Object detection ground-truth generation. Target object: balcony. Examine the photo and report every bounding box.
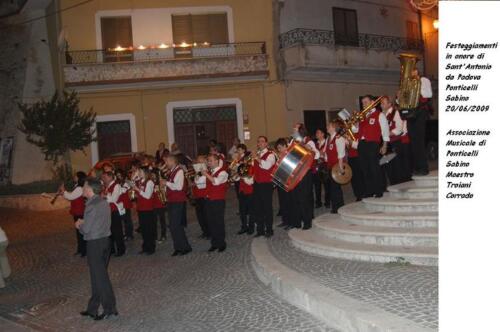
[63,42,268,89]
[279,28,423,82]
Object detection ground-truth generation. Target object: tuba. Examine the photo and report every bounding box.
[397,53,421,117]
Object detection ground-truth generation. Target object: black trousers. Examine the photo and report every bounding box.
[400,142,412,182]
[328,176,345,213]
[138,210,156,254]
[168,202,191,251]
[110,211,125,255]
[86,237,116,315]
[206,200,226,249]
[386,140,412,185]
[122,209,134,239]
[408,110,429,173]
[348,157,365,200]
[73,215,86,255]
[312,172,330,206]
[195,198,210,237]
[182,202,187,228]
[254,182,274,235]
[292,170,314,228]
[154,207,167,240]
[358,140,385,197]
[277,188,289,226]
[238,193,255,231]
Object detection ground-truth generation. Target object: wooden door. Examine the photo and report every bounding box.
[96,120,132,160]
[174,124,196,160]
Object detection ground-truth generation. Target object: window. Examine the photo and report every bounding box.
[332,7,359,46]
[172,13,229,58]
[406,20,420,49]
[96,120,132,159]
[100,16,133,62]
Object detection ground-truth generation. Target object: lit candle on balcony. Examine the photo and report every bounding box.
[193,42,197,47]
[158,43,169,49]
[203,41,210,46]
[114,45,125,51]
[137,45,146,50]
[180,41,189,48]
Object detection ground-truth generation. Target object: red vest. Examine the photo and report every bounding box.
[69,188,85,217]
[386,110,400,143]
[206,168,228,201]
[192,185,207,199]
[359,109,382,143]
[239,177,254,195]
[119,189,132,209]
[254,150,274,183]
[152,190,164,209]
[136,180,154,211]
[401,132,410,144]
[103,181,119,212]
[325,135,341,168]
[166,167,187,203]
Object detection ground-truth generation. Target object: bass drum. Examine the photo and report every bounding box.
[331,162,352,185]
[272,142,314,192]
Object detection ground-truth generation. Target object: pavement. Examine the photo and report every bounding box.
[0,193,336,332]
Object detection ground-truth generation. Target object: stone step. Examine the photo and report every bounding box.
[288,228,438,266]
[412,170,438,187]
[387,181,438,199]
[363,197,438,212]
[338,202,438,228]
[251,239,434,332]
[314,214,438,247]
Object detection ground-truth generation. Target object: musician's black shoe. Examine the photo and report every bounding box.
[208,246,217,252]
[95,312,118,320]
[284,225,293,231]
[302,225,312,230]
[138,251,145,255]
[237,229,248,235]
[374,193,383,198]
[180,248,192,255]
[247,229,254,235]
[315,203,323,208]
[114,252,125,257]
[171,250,181,256]
[330,209,338,214]
[254,233,264,238]
[265,231,274,238]
[324,203,331,208]
[218,246,226,253]
[277,223,286,228]
[80,311,98,319]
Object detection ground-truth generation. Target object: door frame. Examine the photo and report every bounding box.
[91,113,138,166]
[166,98,243,148]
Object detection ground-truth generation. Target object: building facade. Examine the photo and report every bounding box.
[58,0,287,170]
[277,0,438,134]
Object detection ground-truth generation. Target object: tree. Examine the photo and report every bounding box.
[18,91,96,179]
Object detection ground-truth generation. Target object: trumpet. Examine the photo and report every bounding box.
[338,96,383,141]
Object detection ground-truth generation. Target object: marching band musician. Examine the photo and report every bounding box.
[101,171,126,257]
[192,155,210,239]
[61,171,87,257]
[133,168,156,255]
[203,154,229,252]
[408,68,432,176]
[357,95,390,198]
[151,171,167,244]
[274,138,298,230]
[252,136,277,237]
[164,155,192,256]
[325,121,346,213]
[115,169,134,241]
[381,96,412,185]
[235,144,255,235]
[346,126,365,202]
[291,123,319,230]
[314,128,330,209]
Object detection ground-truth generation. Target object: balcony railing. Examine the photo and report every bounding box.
[279,28,423,52]
[65,42,266,65]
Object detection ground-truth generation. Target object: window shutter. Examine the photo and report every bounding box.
[192,14,211,43]
[101,16,133,49]
[172,15,193,44]
[208,13,229,44]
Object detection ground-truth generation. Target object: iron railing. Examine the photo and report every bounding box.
[279,28,423,52]
[65,42,267,65]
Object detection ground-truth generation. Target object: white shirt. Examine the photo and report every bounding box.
[209,166,228,186]
[385,107,404,137]
[195,175,207,189]
[305,139,320,160]
[258,148,276,170]
[420,77,433,98]
[139,180,154,199]
[63,186,83,201]
[166,166,184,191]
[105,180,121,205]
[242,176,254,185]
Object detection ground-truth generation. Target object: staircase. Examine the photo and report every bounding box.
[289,171,438,266]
